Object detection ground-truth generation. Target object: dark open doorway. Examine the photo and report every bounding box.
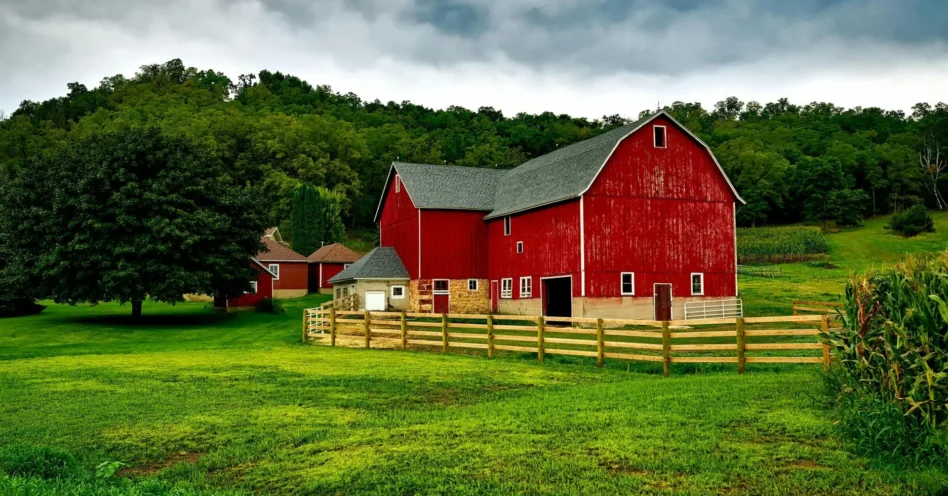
[543,277,572,317]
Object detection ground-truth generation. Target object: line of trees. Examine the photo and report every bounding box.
[2,59,947,234]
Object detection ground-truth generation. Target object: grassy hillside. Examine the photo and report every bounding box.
[1,298,947,494]
[740,212,948,315]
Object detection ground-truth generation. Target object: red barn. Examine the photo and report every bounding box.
[224,259,276,309]
[364,111,743,319]
[307,243,361,294]
[256,236,309,299]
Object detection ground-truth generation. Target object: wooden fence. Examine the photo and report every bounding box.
[792,299,844,317]
[303,309,841,375]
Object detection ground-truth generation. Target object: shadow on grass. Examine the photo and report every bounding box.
[63,312,240,327]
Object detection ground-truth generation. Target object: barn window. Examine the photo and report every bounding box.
[395,175,401,193]
[391,286,405,299]
[344,264,351,269]
[433,279,449,293]
[520,277,532,298]
[247,281,258,295]
[504,216,511,236]
[691,273,704,296]
[336,288,342,299]
[654,126,667,148]
[621,272,635,296]
[468,279,478,291]
[269,264,280,280]
[501,278,513,298]
[517,241,523,254]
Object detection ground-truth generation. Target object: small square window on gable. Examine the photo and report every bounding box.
[654,125,667,149]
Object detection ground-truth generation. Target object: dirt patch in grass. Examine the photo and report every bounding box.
[118,451,204,477]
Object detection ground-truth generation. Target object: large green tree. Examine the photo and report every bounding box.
[0,127,267,317]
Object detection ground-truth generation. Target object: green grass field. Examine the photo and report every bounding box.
[3,214,948,494]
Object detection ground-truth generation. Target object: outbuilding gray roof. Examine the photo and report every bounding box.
[373,111,743,222]
[328,247,409,283]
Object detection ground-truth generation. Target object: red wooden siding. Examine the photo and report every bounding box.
[379,173,419,279]
[583,115,736,298]
[419,210,489,279]
[487,200,582,298]
[270,262,309,291]
[228,263,274,308]
[308,262,346,289]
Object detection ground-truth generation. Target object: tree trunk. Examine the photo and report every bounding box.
[131,300,143,319]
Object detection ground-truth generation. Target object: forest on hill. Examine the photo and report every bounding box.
[1,59,946,236]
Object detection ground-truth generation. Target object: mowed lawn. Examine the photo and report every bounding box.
[2,297,947,494]
[740,211,948,315]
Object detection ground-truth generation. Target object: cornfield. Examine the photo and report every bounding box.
[737,226,829,264]
[827,254,948,460]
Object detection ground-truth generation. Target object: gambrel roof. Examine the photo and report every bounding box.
[374,111,743,222]
[328,247,409,283]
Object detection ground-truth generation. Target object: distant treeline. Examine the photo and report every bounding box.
[1,59,946,233]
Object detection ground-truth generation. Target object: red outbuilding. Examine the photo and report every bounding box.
[307,243,361,294]
[361,111,743,320]
[223,259,276,309]
[256,236,309,299]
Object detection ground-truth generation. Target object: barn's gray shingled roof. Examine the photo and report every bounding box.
[328,247,409,283]
[391,162,507,211]
[374,111,742,223]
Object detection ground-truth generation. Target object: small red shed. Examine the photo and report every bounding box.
[224,259,276,309]
[307,243,361,294]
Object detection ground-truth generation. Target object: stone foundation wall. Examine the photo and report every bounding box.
[408,279,489,314]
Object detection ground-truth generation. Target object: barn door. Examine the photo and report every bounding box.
[433,294,450,314]
[654,284,672,321]
[490,281,499,313]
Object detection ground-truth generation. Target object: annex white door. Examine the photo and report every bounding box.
[365,291,386,311]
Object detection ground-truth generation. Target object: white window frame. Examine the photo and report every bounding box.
[516,241,523,254]
[691,273,704,296]
[519,276,532,298]
[504,216,511,236]
[620,272,635,296]
[501,278,513,299]
[269,264,279,280]
[395,175,400,193]
[467,279,478,291]
[344,264,351,269]
[433,279,449,294]
[654,125,667,149]
[391,285,406,299]
[247,281,258,295]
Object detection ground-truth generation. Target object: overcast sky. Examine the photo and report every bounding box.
[1,0,946,119]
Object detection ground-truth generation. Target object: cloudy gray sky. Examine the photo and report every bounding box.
[1,0,946,119]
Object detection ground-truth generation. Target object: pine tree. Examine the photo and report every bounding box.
[291,183,321,256]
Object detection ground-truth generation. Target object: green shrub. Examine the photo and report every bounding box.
[0,445,78,479]
[254,298,285,314]
[737,226,829,264]
[0,297,45,318]
[887,205,935,237]
[827,255,948,463]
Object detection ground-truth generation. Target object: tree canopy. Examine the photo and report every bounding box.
[0,126,268,316]
[1,59,947,231]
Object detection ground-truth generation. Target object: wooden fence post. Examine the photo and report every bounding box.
[736,317,746,374]
[487,314,494,358]
[662,321,671,377]
[301,309,308,343]
[330,308,336,347]
[821,315,831,372]
[400,311,407,350]
[441,313,449,353]
[364,310,370,349]
[537,316,545,364]
[596,318,604,368]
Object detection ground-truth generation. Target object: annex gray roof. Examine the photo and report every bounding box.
[328,247,409,283]
[373,162,507,221]
[373,111,743,222]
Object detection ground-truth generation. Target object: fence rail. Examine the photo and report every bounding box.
[792,299,844,317]
[303,308,840,375]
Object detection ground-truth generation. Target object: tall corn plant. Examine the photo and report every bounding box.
[828,254,948,460]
